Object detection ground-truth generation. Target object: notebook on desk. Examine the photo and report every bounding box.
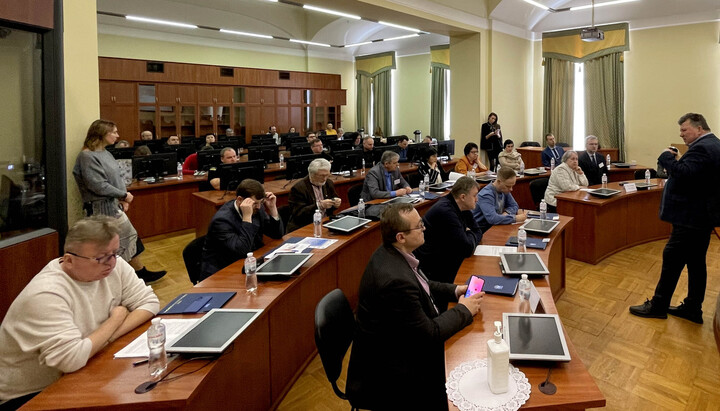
[159,292,236,314]
[505,236,548,250]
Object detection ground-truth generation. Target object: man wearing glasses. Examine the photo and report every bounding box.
[346,203,483,410]
[0,216,159,408]
[472,166,527,232]
[200,179,284,280]
[359,151,411,202]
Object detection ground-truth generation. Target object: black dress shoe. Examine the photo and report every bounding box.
[136,267,167,284]
[667,303,703,324]
[629,299,667,319]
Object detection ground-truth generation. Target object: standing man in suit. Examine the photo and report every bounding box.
[286,158,340,232]
[200,179,284,280]
[360,151,411,201]
[630,113,720,324]
[346,203,483,410]
[577,135,607,186]
[541,133,564,168]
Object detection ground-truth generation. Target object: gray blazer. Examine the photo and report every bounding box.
[360,162,410,202]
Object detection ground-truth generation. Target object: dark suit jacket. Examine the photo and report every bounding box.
[541,146,564,167]
[360,162,410,202]
[659,133,720,229]
[286,176,339,232]
[346,245,473,410]
[578,151,608,186]
[200,200,284,280]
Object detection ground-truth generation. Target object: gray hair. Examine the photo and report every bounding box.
[561,150,577,163]
[585,135,598,144]
[64,216,120,253]
[381,151,399,164]
[362,135,374,142]
[308,158,331,175]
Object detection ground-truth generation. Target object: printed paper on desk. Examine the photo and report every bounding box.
[474,245,517,256]
[114,319,198,358]
[296,237,337,249]
[624,183,637,193]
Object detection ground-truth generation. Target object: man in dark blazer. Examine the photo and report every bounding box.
[346,203,483,410]
[414,176,483,308]
[577,135,608,186]
[359,151,411,202]
[200,179,284,280]
[541,133,564,168]
[286,158,340,232]
[630,113,720,324]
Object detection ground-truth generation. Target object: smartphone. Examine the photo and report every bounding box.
[465,275,485,298]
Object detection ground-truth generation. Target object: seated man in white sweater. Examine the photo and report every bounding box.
[0,216,159,408]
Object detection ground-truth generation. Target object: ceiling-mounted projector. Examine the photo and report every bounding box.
[581,27,604,42]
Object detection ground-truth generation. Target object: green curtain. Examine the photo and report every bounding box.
[584,53,624,159]
[356,73,371,133]
[372,70,391,137]
[430,66,448,140]
[542,58,575,145]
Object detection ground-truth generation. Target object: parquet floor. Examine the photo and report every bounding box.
[143,232,720,411]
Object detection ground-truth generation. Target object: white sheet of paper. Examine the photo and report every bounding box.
[295,237,337,250]
[529,283,542,313]
[474,245,517,256]
[114,319,199,358]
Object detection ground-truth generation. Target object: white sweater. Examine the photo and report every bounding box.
[0,258,159,401]
[543,162,589,207]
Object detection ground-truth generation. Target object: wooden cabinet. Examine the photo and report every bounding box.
[246,87,275,105]
[198,86,232,105]
[157,84,196,105]
[100,81,137,138]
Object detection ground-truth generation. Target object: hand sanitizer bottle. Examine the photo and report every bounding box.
[487,320,510,394]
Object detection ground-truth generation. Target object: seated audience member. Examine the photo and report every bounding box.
[423,135,437,144]
[346,203,482,410]
[205,134,216,146]
[306,132,317,144]
[208,147,239,190]
[133,145,152,157]
[225,128,235,137]
[286,158,340,232]
[372,127,383,138]
[414,177,483,291]
[497,139,524,172]
[472,167,527,232]
[360,135,375,165]
[182,146,213,175]
[544,150,588,212]
[310,138,333,161]
[397,135,410,162]
[417,147,449,184]
[360,151,411,201]
[454,142,488,175]
[166,135,180,146]
[336,127,344,139]
[352,132,362,148]
[0,216,159,408]
[288,126,296,134]
[200,179,284,279]
[140,130,153,141]
[325,123,337,136]
[577,135,607,186]
[268,125,279,145]
[114,140,130,148]
[541,133,564,168]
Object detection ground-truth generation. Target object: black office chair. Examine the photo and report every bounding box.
[557,142,570,148]
[634,169,657,180]
[520,141,540,147]
[347,184,363,207]
[182,235,206,285]
[278,205,292,231]
[407,172,421,189]
[529,177,550,210]
[314,289,359,410]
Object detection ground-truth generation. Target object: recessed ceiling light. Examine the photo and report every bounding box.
[378,21,420,33]
[219,29,273,39]
[126,15,197,29]
[303,5,361,20]
[289,39,331,47]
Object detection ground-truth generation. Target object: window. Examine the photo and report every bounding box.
[572,63,585,149]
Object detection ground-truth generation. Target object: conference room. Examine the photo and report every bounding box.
[1,0,719,409]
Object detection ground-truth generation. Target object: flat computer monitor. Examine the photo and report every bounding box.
[331,149,363,174]
[279,132,299,145]
[132,152,178,179]
[197,149,222,171]
[247,144,279,165]
[290,143,313,156]
[385,136,402,145]
[217,160,265,190]
[286,136,309,149]
[107,147,135,160]
[437,139,455,158]
[372,145,401,165]
[285,154,321,180]
[181,136,196,144]
[328,139,354,152]
[132,139,162,153]
[163,143,196,162]
[406,142,430,163]
[250,134,275,145]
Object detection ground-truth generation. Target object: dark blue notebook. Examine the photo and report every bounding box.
[476,276,519,296]
[159,292,237,314]
[505,236,548,250]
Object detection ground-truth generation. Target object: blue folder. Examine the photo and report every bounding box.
[505,236,548,250]
[465,275,519,297]
[158,291,237,314]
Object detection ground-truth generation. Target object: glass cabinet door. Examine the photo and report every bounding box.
[138,106,157,138]
[199,106,214,136]
[217,106,230,135]
[180,106,196,136]
[233,106,246,139]
[138,84,156,104]
[233,87,245,104]
[159,106,177,138]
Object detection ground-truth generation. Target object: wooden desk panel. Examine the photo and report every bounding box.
[518,147,619,169]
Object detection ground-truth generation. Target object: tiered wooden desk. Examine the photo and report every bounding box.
[517,147,619,169]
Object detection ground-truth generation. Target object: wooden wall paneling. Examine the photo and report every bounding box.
[0,0,54,29]
[99,81,113,105]
[192,65,216,84]
[215,87,233,105]
[197,86,215,105]
[336,89,347,105]
[103,105,139,141]
[112,82,136,105]
[275,106,289,131]
[157,84,179,105]
[289,107,302,132]
[275,89,289,105]
[178,85,197,104]
[289,89,302,105]
[314,90,328,107]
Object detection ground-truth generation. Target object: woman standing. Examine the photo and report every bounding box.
[73,119,166,282]
[543,151,589,212]
[480,112,502,171]
[497,139,524,172]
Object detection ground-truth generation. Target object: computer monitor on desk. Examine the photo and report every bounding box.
[290,143,313,156]
[437,139,455,159]
[247,144,279,165]
[285,154,321,180]
[107,147,135,160]
[163,143,196,162]
[328,139,354,152]
[406,142,430,163]
[285,136,307,148]
[372,145,400,165]
[132,139,162,153]
[331,149,363,174]
[197,149,222,171]
[218,160,265,190]
[132,152,178,179]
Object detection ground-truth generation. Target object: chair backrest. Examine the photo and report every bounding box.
[314,289,355,400]
[529,177,550,210]
[557,142,570,147]
[634,168,658,180]
[182,235,206,285]
[278,205,292,231]
[520,141,540,147]
[407,172,421,189]
[347,184,364,207]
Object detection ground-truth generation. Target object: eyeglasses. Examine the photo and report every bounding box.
[67,248,124,265]
[402,221,425,233]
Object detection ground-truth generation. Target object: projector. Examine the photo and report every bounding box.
[581,27,604,42]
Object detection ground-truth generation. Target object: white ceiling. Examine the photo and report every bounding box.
[96,0,720,58]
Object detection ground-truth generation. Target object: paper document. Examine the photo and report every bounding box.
[474,245,517,256]
[295,237,337,249]
[114,319,198,358]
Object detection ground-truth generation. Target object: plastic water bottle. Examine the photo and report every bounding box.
[496,163,500,174]
[550,157,556,170]
[177,162,183,180]
[147,318,167,381]
[313,209,323,238]
[418,178,426,198]
[601,173,608,188]
[279,153,284,168]
[244,252,257,294]
[539,199,547,220]
[361,158,366,175]
[357,198,365,219]
[467,169,476,180]
[645,169,651,184]
[606,154,612,169]
[518,274,531,313]
[517,227,527,252]
[519,161,525,176]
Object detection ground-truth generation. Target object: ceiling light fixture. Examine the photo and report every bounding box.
[303,5,361,20]
[570,0,638,11]
[344,41,373,48]
[126,15,197,29]
[289,39,331,47]
[377,21,420,33]
[219,29,273,39]
[383,34,420,42]
[523,0,550,11]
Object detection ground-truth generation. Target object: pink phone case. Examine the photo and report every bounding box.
[465,276,485,297]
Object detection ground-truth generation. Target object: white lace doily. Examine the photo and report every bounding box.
[446,359,531,411]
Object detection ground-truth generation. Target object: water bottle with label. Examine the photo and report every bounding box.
[539,199,547,220]
[147,318,167,381]
[467,169,476,180]
[518,274,531,313]
[606,154,612,170]
[519,160,525,176]
[357,198,365,219]
[244,252,257,294]
[550,157,556,170]
[645,169,651,184]
[601,173,608,188]
[279,153,284,168]
[517,227,527,252]
[313,208,323,238]
[177,162,183,180]
[418,178,426,198]
[361,158,366,175]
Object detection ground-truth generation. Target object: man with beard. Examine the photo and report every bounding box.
[200,179,284,280]
[286,158,340,232]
